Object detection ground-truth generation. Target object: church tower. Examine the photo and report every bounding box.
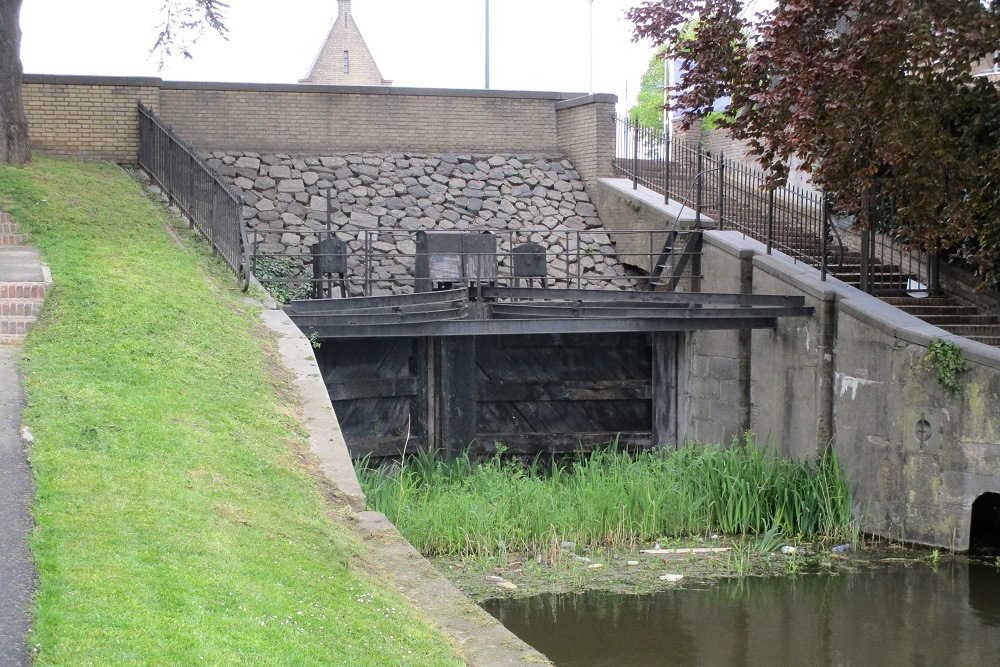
[300,0,391,86]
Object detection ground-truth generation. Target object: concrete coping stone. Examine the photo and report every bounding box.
[597,178,716,229]
[23,73,600,102]
[554,93,619,110]
[705,231,1000,371]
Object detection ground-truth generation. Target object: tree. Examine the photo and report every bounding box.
[0,0,229,166]
[628,0,1000,285]
[630,48,667,129]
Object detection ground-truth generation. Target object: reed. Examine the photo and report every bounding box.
[357,434,853,557]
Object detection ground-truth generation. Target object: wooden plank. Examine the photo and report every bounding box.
[347,436,427,459]
[439,336,477,459]
[478,432,653,454]
[652,332,678,447]
[477,380,651,402]
[326,377,419,401]
[476,400,651,436]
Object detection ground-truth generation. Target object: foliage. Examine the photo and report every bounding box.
[627,0,1000,286]
[357,434,853,557]
[252,255,313,304]
[924,338,968,397]
[150,0,231,68]
[0,157,460,666]
[629,47,668,129]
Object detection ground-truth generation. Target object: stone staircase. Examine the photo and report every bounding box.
[0,212,50,344]
[881,296,1000,347]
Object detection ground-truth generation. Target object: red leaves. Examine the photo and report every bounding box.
[628,0,1000,285]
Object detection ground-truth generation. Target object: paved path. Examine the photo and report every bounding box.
[0,347,35,666]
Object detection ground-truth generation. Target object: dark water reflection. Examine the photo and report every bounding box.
[481,561,1000,666]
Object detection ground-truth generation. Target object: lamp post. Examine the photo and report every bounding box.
[588,0,594,94]
[485,0,491,89]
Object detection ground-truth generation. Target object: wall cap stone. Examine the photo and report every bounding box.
[23,73,602,102]
[598,178,714,229]
[23,73,163,87]
[555,93,618,110]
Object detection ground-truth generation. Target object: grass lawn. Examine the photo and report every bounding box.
[0,157,462,666]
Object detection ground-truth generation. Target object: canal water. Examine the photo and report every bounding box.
[481,560,1000,666]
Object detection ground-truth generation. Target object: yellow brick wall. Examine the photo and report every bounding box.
[22,76,161,164]
[22,76,617,169]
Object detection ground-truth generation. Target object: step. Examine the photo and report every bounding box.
[0,282,50,299]
[909,314,999,326]
[0,299,44,318]
[0,223,21,235]
[0,234,30,246]
[0,318,38,337]
[936,324,1000,337]
[894,305,981,317]
[880,296,961,307]
[966,336,1000,347]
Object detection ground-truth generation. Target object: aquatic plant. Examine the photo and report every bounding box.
[357,434,853,557]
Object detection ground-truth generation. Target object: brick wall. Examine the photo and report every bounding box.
[22,75,616,167]
[555,94,616,185]
[22,76,161,164]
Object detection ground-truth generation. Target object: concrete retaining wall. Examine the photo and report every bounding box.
[694,231,1000,549]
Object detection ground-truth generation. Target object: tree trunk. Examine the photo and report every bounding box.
[0,0,30,166]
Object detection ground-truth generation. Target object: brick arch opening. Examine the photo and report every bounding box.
[970,492,1000,550]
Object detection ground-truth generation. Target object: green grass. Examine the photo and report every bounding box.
[0,157,461,666]
[359,435,853,557]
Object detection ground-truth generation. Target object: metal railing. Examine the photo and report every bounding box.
[612,113,939,294]
[138,103,250,291]
[249,227,705,301]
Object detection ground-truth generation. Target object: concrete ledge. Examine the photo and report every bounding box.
[259,309,366,511]
[554,93,618,110]
[350,511,550,666]
[598,178,715,229]
[705,231,1000,371]
[23,73,163,86]
[24,73,596,101]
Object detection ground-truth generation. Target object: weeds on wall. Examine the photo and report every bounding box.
[923,338,968,397]
[356,434,853,557]
[252,256,313,304]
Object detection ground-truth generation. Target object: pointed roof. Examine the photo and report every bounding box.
[300,0,391,86]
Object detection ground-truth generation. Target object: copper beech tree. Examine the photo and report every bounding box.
[629,0,1000,284]
[0,0,229,166]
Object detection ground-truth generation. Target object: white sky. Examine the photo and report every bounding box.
[19,0,660,115]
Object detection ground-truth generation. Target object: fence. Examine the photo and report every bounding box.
[612,114,939,294]
[138,103,250,291]
[248,226,705,301]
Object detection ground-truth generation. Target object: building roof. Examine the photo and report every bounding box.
[300,0,391,86]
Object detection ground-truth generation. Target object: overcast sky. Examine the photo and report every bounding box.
[19,0,660,115]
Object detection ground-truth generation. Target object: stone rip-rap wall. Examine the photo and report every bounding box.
[207,151,637,295]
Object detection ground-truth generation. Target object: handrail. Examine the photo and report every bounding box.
[137,103,250,291]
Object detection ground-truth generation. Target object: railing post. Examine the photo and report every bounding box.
[766,186,775,255]
[928,251,941,295]
[632,120,640,190]
[860,228,871,293]
[663,131,671,204]
[821,192,830,282]
[695,143,703,227]
[717,157,725,228]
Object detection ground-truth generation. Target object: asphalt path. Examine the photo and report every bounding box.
[0,347,35,666]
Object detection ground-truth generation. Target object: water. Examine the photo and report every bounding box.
[481,561,1000,666]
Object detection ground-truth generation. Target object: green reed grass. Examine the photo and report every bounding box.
[358,435,852,557]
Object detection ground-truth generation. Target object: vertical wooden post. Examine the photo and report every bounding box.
[651,332,678,448]
[438,336,477,460]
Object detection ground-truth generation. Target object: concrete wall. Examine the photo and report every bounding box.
[694,231,1000,549]
[21,75,616,182]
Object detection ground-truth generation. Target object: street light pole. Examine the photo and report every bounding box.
[485,0,491,89]
[588,0,594,94]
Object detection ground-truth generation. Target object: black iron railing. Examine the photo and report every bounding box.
[612,113,939,294]
[138,103,250,291]
[249,226,705,300]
